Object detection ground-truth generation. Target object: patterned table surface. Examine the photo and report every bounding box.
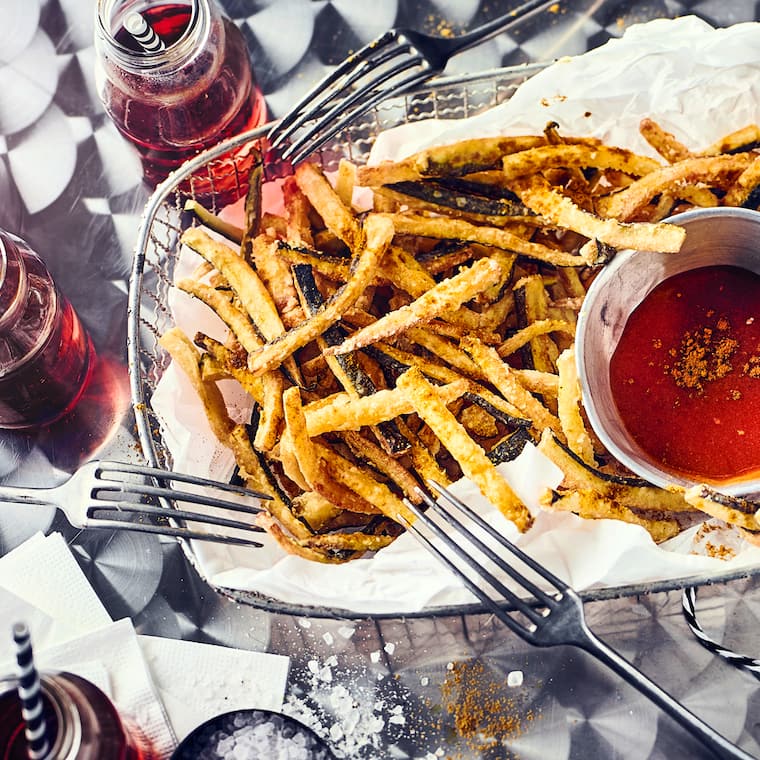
[2,1,760,757]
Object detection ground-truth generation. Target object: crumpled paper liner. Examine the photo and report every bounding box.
[151,16,760,615]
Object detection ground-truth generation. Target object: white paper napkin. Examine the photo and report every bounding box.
[28,619,177,756]
[139,636,290,742]
[0,532,110,633]
[0,532,290,756]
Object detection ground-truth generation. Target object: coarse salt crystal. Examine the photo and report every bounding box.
[383,642,395,655]
[196,710,329,760]
[420,676,429,686]
[338,626,355,639]
[342,708,361,735]
[307,660,320,675]
[325,655,338,667]
[507,670,524,688]
[298,618,311,628]
[370,650,381,663]
[322,632,334,646]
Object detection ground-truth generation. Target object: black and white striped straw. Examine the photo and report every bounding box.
[124,11,166,53]
[12,622,51,760]
[682,587,760,680]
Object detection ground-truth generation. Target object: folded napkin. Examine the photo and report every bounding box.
[0,532,290,755]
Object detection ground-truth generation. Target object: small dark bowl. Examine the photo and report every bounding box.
[171,709,337,760]
[575,206,760,495]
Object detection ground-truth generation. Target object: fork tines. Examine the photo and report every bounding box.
[268,31,433,164]
[404,481,567,640]
[268,0,555,165]
[95,461,272,501]
[92,460,270,546]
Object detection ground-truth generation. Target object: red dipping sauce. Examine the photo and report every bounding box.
[609,265,760,484]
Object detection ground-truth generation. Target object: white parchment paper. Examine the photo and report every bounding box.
[152,17,760,615]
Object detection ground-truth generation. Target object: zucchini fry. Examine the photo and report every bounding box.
[397,366,532,532]
[248,214,394,376]
[328,256,503,355]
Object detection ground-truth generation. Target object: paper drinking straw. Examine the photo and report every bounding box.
[12,622,50,760]
[124,11,166,53]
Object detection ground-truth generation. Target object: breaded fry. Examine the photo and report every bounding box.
[380,212,587,266]
[541,488,680,543]
[295,161,362,250]
[638,118,693,164]
[509,173,686,254]
[461,335,563,440]
[248,214,393,376]
[556,348,596,466]
[596,155,753,221]
[303,379,469,436]
[397,366,532,532]
[501,143,661,180]
[328,256,503,355]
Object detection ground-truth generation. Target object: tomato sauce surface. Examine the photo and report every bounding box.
[609,264,760,483]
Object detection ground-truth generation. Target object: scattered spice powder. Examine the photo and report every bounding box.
[692,522,737,560]
[440,659,535,757]
[425,14,456,37]
[744,355,760,378]
[668,318,737,394]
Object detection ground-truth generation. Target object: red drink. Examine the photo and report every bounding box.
[95,0,267,195]
[0,672,153,759]
[0,231,94,429]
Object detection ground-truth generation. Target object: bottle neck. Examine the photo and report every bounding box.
[40,677,81,760]
[0,233,29,334]
[95,0,214,75]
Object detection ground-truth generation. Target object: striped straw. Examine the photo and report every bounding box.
[12,622,50,760]
[124,11,166,53]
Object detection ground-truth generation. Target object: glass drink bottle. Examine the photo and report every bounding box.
[0,231,94,430]
[0,671,154,759]
[94,0,267,193]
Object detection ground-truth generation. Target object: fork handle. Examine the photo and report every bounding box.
[0,484,53,507]
[581,629,755,759]
[447,0,555,57]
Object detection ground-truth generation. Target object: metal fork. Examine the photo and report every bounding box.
[0,460,271,547]
[268,0,555,165]
[403,482,756,760]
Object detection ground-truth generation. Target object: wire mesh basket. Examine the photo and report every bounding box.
[125,64,557,616]
[127,62,760,618]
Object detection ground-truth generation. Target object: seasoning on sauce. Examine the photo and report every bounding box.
[609,265,760,484]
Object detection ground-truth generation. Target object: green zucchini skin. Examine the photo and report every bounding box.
[386,179,529,219]
[292,264,410,456]
[487,427,531,464]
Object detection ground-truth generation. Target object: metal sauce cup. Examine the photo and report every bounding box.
[575,206,760,496]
